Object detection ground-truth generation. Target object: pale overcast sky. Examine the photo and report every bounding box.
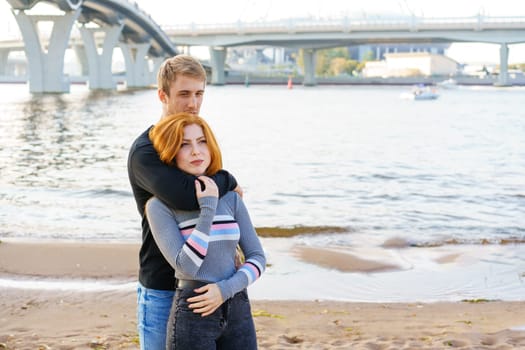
[1,0,524,63]
[133,0,524,25]
[2,0,524,28]
[136,0,525,25]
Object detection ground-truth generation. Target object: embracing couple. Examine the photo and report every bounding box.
[127,55,265,349]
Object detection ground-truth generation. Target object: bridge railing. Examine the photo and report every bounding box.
[162,15,525,35]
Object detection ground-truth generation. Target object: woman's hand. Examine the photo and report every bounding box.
[195,176,218,199]
[187,283,224,317]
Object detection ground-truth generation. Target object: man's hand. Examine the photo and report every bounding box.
[234,245,245,269]
[233,185,243,198]
[187,283,224,317]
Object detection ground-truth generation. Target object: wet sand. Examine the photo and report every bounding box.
[1,240,525,349]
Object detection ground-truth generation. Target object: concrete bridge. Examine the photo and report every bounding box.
[2,5,525,92]
[5,0,176,92]
[164,15,525,86]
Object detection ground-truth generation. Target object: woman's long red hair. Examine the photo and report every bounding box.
[149,112,222,175]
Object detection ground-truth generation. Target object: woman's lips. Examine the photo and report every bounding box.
[191,160,203,166]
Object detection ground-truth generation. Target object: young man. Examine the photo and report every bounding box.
[127,55,240,349]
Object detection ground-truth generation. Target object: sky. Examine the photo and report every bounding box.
[1,0,525,64]
[133,0,525,25]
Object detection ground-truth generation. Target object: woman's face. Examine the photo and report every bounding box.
[175,123,211,176]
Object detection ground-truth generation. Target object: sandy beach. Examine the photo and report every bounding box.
[1,240,525,349]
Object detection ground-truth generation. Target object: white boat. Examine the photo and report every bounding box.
[400,86,439,100]
[437,78,458,89]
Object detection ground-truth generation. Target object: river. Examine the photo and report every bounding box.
[1,83,525,301]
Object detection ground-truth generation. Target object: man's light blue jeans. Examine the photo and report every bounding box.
[137,282,175,350]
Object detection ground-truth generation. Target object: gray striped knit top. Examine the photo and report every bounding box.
[145,191,265,300]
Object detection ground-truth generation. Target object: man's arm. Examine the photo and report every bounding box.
[145,195,217,278]
[130,143,237,211]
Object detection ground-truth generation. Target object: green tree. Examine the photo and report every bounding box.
[509,63,525,72]
[298,47,377,77]
[316,51,330,76]
[330,57,359,75]
[316,47,352,76]
[356,50,375,72]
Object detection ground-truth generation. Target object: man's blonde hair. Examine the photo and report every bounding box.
[157,55,207,96]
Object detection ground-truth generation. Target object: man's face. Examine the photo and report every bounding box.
[159,75,205,117]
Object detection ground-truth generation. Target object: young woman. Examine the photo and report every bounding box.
[145,112,265,349]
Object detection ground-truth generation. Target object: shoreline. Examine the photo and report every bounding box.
[2,76,525,87]
[1,240,525,349]
[1,239,524,302]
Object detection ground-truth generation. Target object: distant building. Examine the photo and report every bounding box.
[227,46,296,67]
[348,43,450,61]
[362,52,459,78]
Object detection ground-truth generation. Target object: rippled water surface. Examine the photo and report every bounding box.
[0,83,524,245]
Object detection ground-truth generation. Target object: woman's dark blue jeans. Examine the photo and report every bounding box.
[167,286,257,349]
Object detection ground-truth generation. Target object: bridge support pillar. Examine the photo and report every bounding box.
[209,47,226,85]
[79,23,123,90]
[73,44,89,76]
[120,42,153,88]
[150,56,165,85]
[0,49,9,75]
[302,49,317,86]
[11,9,80,93]
[497,43,510,86]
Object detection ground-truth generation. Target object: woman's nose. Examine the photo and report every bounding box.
[191,145,200,155]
